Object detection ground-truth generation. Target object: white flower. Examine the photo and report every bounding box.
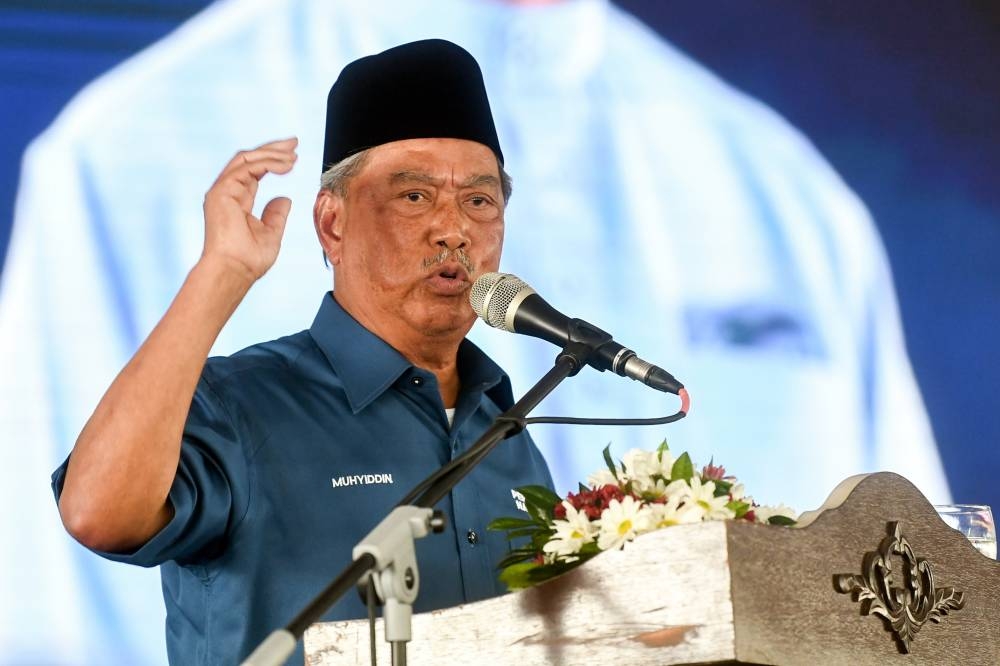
[542,502,597,559]
[597,496,651,550]
[635,448,678,496]
[586,468,618,489]
[729,483,746,502]
[646,494,704,530]
[621,448,657,483]
[639,477,671,500]
[661,478,694,501]
[687,477,735,521]
[653,449,677,480]
[637,470,690,501]
[753,503,798,524]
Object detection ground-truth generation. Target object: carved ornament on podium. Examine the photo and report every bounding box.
[834,521,965,653]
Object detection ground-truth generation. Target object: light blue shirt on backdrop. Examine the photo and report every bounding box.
[1,0,949,662]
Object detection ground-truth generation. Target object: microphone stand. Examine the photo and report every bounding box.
[241,321,612,666]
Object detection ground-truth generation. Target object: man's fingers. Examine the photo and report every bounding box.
[226,158,296,191]
[259,197,292,235]
[222,147,296,169]
[243,156,296,181]
[219,135,297,173]
[210,175,258,209]
[211,157,296,204]
[258,136,298,150]
[220,150,297,182]
[208,152,296,221]
[210,138,297,213]
[242,136,297,158]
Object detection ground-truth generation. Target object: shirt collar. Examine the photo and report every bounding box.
[457,335,515,412]
[309,293,513,413]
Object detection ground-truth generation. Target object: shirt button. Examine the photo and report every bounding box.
[411,377,424,387]
[466,529,479,545]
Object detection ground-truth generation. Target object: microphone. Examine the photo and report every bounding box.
[469,272,684,395]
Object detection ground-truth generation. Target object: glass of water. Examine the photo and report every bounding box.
[934,504,997,559]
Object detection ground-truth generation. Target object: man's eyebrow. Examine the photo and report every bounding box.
[460,174,501,190]
[389,171,442,186]
[389,171,500,191]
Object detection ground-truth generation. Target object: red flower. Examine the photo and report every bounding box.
[598,484,626,504]
[557,484,628,521]
[702,462,727,480]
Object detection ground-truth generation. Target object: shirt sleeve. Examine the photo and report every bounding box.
[50,375,252,567]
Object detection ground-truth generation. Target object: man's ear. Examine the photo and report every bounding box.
[313,190,344,265]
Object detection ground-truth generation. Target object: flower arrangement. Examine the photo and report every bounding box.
[488,441,797,589]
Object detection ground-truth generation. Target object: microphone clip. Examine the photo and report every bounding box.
[556,318,614,377]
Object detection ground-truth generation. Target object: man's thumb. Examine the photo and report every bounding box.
[261,196,292,234]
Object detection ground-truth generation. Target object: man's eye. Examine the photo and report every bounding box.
[469,196,489,207]
[405,192,425,203]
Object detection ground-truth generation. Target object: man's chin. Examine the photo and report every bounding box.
[407,305,476,339]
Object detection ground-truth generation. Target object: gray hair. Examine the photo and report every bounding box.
[319,149,372,196]
[319,149,513,203]
[497,161,513,203]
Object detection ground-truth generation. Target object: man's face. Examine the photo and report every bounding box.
[326,137,505,341]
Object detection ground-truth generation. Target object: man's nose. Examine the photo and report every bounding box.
[431,204,470,250]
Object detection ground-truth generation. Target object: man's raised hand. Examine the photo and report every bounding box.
[60,137,298,552]
[202,137,298,281]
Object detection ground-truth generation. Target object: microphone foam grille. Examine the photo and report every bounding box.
[469,272,531,331]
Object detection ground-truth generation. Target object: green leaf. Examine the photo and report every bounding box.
[767,515,797,526]
[502,527,542,541]
[656,439,670,461]
[497,547,604,590]
[496,547,539,570]
[713,479,733,496]
[514,487,560,524]
[726,500,750,519]
[670,452,694,481]
[498,561,542,589]
[530,531,554,550]
[602,444,620,482]
[487,517,539,531]
[578,482,591,493]
[517,485,562,510]
[505,557,589,589]
[527,560,583,582]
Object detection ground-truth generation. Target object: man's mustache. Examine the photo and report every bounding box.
[422,248,474,274]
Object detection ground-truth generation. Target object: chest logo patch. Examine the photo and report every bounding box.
[331,473,394,489]
[511,489,528,513]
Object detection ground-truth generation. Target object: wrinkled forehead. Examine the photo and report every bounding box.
[359,138,502,188]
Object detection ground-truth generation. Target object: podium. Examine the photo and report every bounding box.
[304,473,1000,665]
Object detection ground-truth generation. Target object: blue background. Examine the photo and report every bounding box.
[3,0,996,505]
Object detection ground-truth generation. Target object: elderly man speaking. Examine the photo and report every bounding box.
[52,40,553,665]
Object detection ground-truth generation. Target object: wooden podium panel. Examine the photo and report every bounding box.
[727,473,1000,665]
[305,473,1000,665]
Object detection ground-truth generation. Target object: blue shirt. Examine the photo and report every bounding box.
[52,293,554,665]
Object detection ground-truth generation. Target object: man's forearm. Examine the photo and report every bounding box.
[57,138,296,553]
[58,256,254,552]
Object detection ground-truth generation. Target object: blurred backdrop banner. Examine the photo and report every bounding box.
[1,1,996,664]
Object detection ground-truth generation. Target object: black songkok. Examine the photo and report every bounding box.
[322,39,504,173]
